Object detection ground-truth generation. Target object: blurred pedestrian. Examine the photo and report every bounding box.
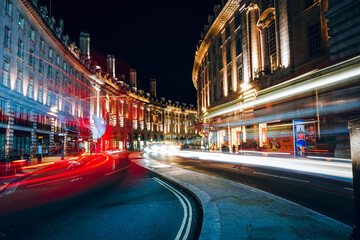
[60,143,65,160]
[37,144,42,164]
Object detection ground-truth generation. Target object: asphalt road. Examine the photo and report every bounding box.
[146,152,355,226]
[0,154,201,240]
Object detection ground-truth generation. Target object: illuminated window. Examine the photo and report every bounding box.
[28,78,34,99]
[46,92,51,106]
[267,21,277,69]
[4,26,11,48]
[48,48,53,59]
[16,70,23,93]
[307,21,321,57]
[17,39,24,59]
[18,15,24,30]
[38,88,43,103]
[2,61,10,87]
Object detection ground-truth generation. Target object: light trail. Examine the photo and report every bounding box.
[145,148,353,181]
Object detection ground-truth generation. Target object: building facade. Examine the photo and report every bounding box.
[0,0,198,160]
[193,0,360,157]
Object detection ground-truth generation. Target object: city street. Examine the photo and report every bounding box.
[0,153,201,240]
[144,150,354,226]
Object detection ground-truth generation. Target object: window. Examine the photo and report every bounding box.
[48,48,53,59]
[16,70,23,93]
[56,55,60,66]
[55,72,60,85]
[40,38,45,52]
[236,37,242,56]
[226,45,231,64]
[55,95,59,109]
[46,92,51,106]
[305,0,318,9]
[28,78,34,99]
[238,65,243,86]
[2,61,10,87]
[30,27,36,42]
[5,0,12,17]
[4,27,11,48]
[18,14,25,30]
[219,76,223,98]
[17,39,24,59]
[39,60,44,74]
[47,66,52,79]
[228,70,232,93]
[225,26,231,40]
[213,83,217,102]
[38,88,43,103]
[267,21,277,69]
[235,14,241,29]
[63,62,67,72]
[307,21,321,57]
[29,49,35,67]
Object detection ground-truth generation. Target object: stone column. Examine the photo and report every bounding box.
[348,119,360,240]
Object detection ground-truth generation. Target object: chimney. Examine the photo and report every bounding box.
[79,32,90,60]
[150,78,157,97]
[59,19,64,31]
[130,69,137,90]
[106,55,116,78]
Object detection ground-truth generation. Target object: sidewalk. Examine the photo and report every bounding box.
[129,152,351,240]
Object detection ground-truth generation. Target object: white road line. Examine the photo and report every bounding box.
[344,187,353,191]
[153,177,192,240]
[253,171,311,183]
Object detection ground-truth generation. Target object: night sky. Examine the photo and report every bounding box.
[44,0,220,104]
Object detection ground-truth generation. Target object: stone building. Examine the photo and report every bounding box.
[193,0,360,156]
[0,0,101,159]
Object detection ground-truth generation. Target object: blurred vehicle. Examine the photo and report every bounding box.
[221,145,229,153]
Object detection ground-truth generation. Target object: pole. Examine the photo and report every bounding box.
[348,119,360,240]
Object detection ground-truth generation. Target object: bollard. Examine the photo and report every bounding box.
[348,119,360,240]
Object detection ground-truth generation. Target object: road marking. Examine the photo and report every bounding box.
[153,177,192,240]
[253,171,311,183]
[344,187,353,191]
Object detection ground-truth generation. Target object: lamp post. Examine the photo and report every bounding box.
[348,119,360,240]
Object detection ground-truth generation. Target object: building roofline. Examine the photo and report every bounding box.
[192,0,242,89]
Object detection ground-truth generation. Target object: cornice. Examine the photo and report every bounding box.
[192,0,242,89]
